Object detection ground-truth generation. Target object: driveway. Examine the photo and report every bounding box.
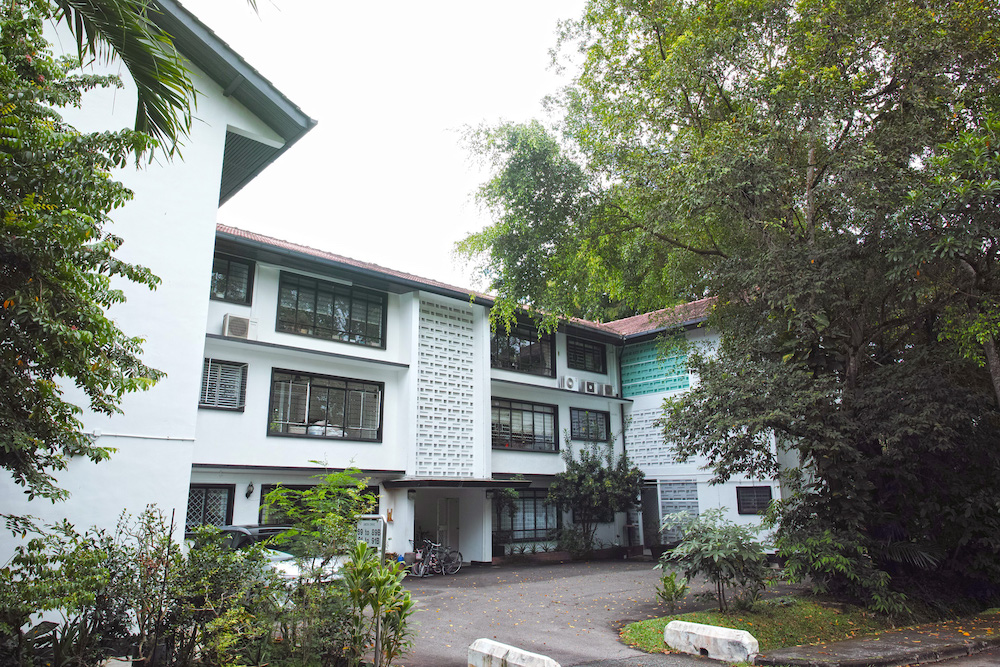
[399,559,712,667]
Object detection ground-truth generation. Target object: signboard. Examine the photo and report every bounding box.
[357,518,383,550]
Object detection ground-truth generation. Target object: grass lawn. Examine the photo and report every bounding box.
[620,597,893,653]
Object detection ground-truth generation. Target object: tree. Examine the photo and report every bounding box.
[1,3,164,506]
[263,466,377,580]
[893,115,1000,406]
[460,0,1000,610]
[547,442,643,553]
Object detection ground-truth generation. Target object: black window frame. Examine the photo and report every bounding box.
[210,253,254,305]
[267,369,384,442]
[259,483,381,525]
[490,323,555,377]
[567,336,607,374]
[258,483,313,525]
[199,358,248,411]
[569,408,611,442]
[491,398,559,452]
[736,486,773,515]
[494,489,561,542]
[276,272,387,349]
[186,484,235,533]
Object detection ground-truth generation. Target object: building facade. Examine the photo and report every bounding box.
[1,1,778,564]
[190,227,780,563]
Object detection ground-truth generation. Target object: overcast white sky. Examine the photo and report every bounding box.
[182,0,587,290]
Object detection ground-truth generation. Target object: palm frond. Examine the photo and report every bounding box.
[870,540,943,571]
[53,0,195,153]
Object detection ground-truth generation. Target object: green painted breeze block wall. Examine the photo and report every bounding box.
[621,339,689,397]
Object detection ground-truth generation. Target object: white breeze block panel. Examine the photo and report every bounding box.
[416,300,476,477]
[664,620,759,663]
[467,638,560,667]
[624,407,678,466]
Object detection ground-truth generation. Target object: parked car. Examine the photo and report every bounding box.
[217,525,344,581]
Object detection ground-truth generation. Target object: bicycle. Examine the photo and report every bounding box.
[409,539,462,576]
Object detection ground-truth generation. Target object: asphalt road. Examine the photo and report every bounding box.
[398,559,713,667]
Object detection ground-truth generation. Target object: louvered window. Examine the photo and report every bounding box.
[200,359,248,410]
[567,337,606,374]
[736,486,773,515]
[570,408,610,442]
[268,370,383,442]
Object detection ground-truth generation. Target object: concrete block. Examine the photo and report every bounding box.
[467,638,561,667]
[664,620,759,663]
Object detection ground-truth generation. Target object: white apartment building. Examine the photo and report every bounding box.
[1,0,778,564]
[191,227,780,563]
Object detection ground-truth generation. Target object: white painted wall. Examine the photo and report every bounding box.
[624,326,780,542]
[0,27,293,554]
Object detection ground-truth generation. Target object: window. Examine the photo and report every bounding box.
[258,484,312,525]
[186,485,234,531]
[491,399,557,452]
[259,483,380,525]
[199,359,248,410]
[494,489,560,542]
[736,486,773,515]
[268,370,383,441]
[210,254,253,304]
[567,337,606,374]
[491,323,554,377]
[570,408,610,442]
[276,272,386,348]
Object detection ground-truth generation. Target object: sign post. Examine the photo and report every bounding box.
[356,514,388,667]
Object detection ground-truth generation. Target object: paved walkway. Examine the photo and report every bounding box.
[400,559,707,666]
[399,560,1000,667]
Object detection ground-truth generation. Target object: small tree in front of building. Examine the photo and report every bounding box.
[547,442,643,555]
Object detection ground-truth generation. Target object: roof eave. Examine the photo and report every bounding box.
[152,0,316,201]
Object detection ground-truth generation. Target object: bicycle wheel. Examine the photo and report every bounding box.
[443,550,462,575]
[412,557,428,577]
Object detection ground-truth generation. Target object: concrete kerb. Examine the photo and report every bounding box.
[664,620,759,663]
[468,638,561,667]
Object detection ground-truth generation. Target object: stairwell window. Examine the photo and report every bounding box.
[276,272,387,348]
[570,408,610,442]
[199,359,248,410]
[210,253,254,304]
[268,370,383,442]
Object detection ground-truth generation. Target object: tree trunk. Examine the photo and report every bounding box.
[982,334,1000,409]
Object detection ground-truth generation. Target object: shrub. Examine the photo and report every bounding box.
[654,569,689,613]
[662,509,769,612]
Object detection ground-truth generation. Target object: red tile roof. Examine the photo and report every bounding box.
[216,224,712,338]
[217,224,489,300]
[602,297,715,336]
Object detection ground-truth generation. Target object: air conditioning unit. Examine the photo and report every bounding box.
[222,314,256,340]
[583,380,599,395]
[600,383,615,397]
[559,376,580,391]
